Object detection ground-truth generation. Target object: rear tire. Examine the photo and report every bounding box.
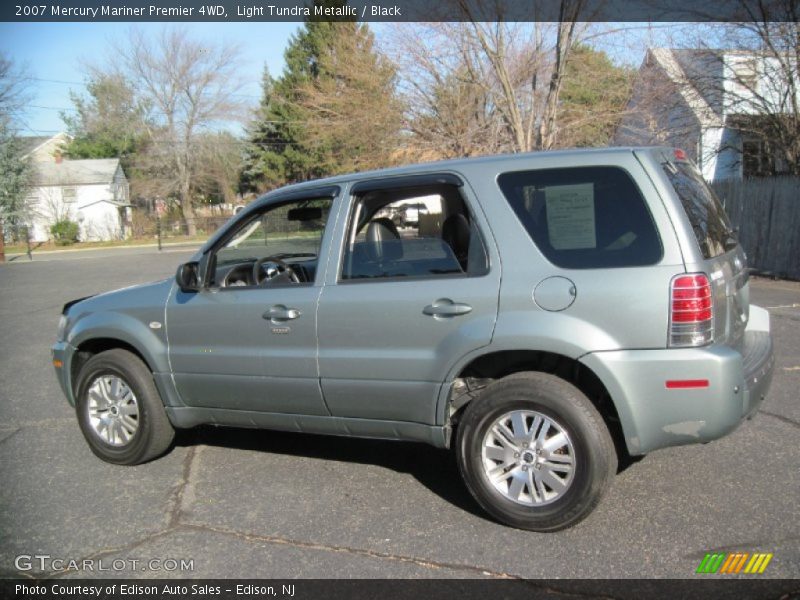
[75,349,174,465]
[456,372,616,531]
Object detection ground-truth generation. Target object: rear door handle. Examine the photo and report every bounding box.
[263,305,302,321]
[423,299,473,317]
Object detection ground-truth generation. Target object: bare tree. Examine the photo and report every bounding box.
[537,3,584,149]
[387,2,587,157]
[96,28,246,234]
[193,132,243,207]
[387,23,504,159]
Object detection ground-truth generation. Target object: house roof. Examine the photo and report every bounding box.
[648,48,723,129]
[19,136,55,158]
[79,198,132,209]
[33,158,125,186]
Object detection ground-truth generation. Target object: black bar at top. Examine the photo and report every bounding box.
[2,0,797,23]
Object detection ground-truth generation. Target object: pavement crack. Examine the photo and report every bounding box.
[759,410,800,429]
[40,529,177,579]
[21,447,201,579]
[0,569,35,579]
[167,446,199,528]
[0,428,21,446]
[179,522,520,579]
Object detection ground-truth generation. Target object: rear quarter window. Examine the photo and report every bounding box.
[497,166,663,269]
[661,162,735,259]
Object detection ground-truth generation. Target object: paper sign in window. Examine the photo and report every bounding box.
[545,183,596,250]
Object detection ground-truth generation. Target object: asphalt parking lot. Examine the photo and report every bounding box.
[0,247,798,580]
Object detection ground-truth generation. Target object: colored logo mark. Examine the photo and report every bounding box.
[696,552,773,574]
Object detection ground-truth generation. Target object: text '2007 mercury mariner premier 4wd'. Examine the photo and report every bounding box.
[53,147,774,531]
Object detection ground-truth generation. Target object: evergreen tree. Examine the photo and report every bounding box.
[240,65,284,191]
[0,120,32,235]
[558,45,634,148]
[242,2,402,191]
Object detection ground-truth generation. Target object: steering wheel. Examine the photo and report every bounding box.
[252,256,301,286]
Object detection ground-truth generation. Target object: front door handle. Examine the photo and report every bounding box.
[423,299,473,318]
[263,305,302,321]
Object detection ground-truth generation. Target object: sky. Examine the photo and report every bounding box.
[0,20,678,137]
[0,21,303,135]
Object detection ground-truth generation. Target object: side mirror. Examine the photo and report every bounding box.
[175,262,200,292]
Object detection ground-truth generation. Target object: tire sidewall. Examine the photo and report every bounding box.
[457,375,612,530]
[75,355,153,464]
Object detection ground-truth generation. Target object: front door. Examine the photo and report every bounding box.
[167,193,336,415]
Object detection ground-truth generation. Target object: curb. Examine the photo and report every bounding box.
[3,241,202,260]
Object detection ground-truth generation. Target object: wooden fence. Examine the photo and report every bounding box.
[712,177,800,280]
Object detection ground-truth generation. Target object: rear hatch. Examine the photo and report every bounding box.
[658,151,749,347]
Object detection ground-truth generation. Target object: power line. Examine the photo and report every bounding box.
[28,76,262,101]
[19,103,338,126]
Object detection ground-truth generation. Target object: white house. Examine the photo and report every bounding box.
[616,48,797,181]
[22,134,132,242]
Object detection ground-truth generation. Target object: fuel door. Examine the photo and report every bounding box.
[534,276,577,312]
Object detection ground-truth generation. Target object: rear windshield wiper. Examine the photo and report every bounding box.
[723,227,739,251]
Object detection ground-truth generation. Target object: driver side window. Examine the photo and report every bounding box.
[211,197,333,288]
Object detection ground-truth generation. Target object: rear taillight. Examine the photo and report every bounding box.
[669,273,713,347]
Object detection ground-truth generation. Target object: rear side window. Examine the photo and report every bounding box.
[662,162,734,259]
[497,166,662,269]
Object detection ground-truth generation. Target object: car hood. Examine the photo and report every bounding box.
[65,278,174,318]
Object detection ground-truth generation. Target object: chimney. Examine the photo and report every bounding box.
[55,151,63,164]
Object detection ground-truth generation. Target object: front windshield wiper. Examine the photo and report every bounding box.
[269,253,317,260]
[218,257,257,266]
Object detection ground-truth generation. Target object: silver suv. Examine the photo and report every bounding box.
[52,147,774,531]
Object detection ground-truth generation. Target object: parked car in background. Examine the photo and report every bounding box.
[399,202,429,227]
[53,147,774,531]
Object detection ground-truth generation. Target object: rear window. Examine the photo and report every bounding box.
[662,162,735,259]
[497,166,662,269]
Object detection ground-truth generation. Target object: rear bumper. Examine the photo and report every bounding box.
[580,305,774,455]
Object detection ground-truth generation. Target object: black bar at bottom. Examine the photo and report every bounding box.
[2,579,798,600]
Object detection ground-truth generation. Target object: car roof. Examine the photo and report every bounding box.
[259,146,666,198]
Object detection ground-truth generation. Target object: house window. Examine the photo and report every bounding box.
[742,138,788,178]
[733,57,758,92]
[62,187,77,202]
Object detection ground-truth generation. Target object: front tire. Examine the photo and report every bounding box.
[75,349,175,465]
[456,372,616,531]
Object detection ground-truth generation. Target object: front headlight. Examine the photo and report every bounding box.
[57,315,68,341]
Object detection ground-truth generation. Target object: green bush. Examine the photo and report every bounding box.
[50,220,80,246]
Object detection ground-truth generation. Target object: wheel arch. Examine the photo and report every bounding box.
[71,337,152,390]
[441,349,631,460]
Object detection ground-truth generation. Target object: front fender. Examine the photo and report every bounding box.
[67,311,170,374]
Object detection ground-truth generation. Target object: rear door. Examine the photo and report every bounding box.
[316,175,501,426]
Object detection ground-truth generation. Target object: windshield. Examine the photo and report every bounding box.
[216,199,332,265]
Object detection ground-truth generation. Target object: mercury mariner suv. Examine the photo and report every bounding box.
[52,147,774,531]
